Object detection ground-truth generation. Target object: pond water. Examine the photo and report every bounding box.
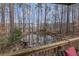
[21,33,58,47]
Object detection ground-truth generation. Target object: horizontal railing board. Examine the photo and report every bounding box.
[1,37,79,56]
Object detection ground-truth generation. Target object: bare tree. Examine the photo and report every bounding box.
[35,3,42,45]
[66,5,70,34]
[71,5,75,33]
[1,3,5,32]
[78,5,79,32]
[16,4,21,29]
[43,3,48,44]
[22,4,26,35]
[9,3,14,42]
[60,5,63,34]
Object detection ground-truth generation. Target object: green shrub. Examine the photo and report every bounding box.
[8,27,22,43]
[0,27,22,52]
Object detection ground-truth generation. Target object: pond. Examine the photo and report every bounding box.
[21,33,58,47]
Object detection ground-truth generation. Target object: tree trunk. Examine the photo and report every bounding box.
[60,5,63,34]
[72,6,74,34]
[37,4,40,45]
[1,3,5,32]
[9,3,14,41]
[43,4,47,44]
[78,6,79,32]
[66,5,69,34]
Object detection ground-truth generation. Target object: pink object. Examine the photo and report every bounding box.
[65,47,77,56]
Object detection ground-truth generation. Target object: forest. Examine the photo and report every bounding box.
[0,3,79,54]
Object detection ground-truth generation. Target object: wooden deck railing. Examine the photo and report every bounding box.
[1,37,79,56]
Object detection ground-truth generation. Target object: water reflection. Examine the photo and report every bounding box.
[21,33,57,47]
